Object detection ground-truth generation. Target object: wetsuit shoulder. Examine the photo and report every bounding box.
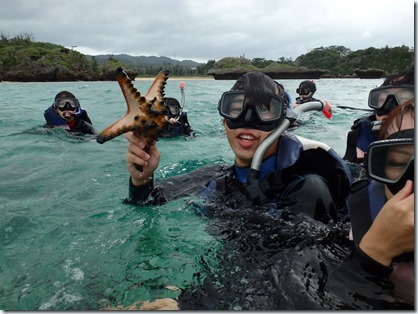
[73,118,97,135]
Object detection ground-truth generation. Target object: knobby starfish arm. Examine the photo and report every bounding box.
[96,67,170,147]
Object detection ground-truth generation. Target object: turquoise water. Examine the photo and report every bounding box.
[0,78,383,310]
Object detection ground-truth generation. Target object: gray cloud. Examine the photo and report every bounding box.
[0,0,414,63]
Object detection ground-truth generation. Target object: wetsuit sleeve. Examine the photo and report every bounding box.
[126,164,231,205]
[74,119,98,135]
[351,244,393,277]
[325,241,393,290]
[307,242,402,310]
[128,176,155,202]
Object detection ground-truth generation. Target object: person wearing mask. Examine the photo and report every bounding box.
[125,71,351,223]
[295,80,317,105]
[43,91,97,135]
[160,97,195,138]
[343,65,414,163]
[259,100,414,310]
[345,99,414,307]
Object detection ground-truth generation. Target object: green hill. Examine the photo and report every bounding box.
[0,33,414,81]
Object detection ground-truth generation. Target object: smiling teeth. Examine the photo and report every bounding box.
[240,134,255,140]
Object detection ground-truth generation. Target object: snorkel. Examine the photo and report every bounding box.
[245,100,333,203]
[180,81,185,109]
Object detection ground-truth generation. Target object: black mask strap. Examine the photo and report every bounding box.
[386,159,414,195]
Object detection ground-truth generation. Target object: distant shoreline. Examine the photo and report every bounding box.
[135,76,214,81]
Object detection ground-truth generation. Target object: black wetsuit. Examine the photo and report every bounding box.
[128,133,352,223]
[160,111,195,138]
[343,113,377,163]
[174,179,413,310]
[336,179,414,308]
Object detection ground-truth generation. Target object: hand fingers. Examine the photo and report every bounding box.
[125,131,147,148]
[390,180,414,203]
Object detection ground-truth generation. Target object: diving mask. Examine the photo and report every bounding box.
[366,136,414,195]
[368,85,414,116]
[55,97,80,111]
[218,91,286,131]
[296,88,310,95]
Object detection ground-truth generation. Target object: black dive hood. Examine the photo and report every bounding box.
[245,100,333,204]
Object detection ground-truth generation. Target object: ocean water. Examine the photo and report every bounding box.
[0,77,384,310]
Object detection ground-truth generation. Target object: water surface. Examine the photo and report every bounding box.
[0,78,383,310]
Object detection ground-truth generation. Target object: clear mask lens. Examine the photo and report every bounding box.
[55,97,80,110]
[296,88,310,95]
[368,85,414,110]
[218,91,284,122]
[367,138,414,184]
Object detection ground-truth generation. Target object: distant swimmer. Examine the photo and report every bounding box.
[43,91,97,135]
[295,80,318,105]
[160,97,195,138]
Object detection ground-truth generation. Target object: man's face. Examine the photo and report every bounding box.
[223,118,277,167]
[54,97,79,122]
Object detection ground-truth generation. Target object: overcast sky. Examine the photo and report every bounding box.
[0,0,415,63]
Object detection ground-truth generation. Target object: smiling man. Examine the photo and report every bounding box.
[43,91,97,135]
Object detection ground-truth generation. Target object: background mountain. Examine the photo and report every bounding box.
[85,54,202,69]
[0,33,414,81]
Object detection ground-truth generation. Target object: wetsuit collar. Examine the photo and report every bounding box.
[234,154,277,183]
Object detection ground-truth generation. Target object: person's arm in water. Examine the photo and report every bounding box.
[125,131,227,204]
[359,180,414,267]
[126,132,160,202]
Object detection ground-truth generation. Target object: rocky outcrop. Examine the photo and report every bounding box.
[2,63,97,82]
[0,62,139,82]
[207,58,328,80]
[208,68,327,80]
[0,47,138,82]
[354,68,386,79]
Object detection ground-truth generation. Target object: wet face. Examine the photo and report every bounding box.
[223,118,278,167]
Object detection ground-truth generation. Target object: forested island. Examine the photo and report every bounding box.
[0,33,414,82]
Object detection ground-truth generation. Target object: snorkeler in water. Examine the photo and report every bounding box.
[341,100,414,308]
[120,71,354,310]
[125,71,351,223]
[295,80,318,105]
[43,91,97,135]
[343,65,414,163]
[160,97,195,138]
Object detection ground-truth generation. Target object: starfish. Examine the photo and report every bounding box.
[96,67,169,148]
